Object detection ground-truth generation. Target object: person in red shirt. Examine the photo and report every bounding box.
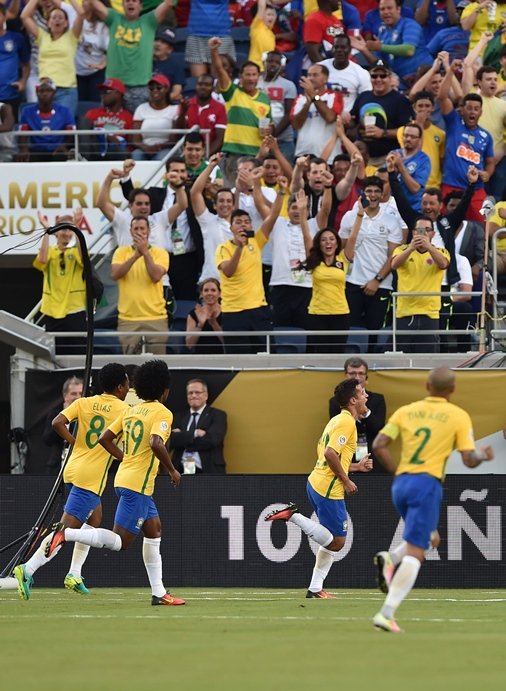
[82,77,133,160]
[175,74,227,155]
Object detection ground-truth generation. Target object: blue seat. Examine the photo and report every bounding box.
[183,76,198,98]
[174,27,188,52]
[273,327,307,354]
[76,101,101,128]
[231,26,250,43]
[235,51,248,68]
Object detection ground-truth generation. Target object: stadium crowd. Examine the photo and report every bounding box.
[3,0,506,353]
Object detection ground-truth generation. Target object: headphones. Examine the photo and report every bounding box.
[262,51,287,67]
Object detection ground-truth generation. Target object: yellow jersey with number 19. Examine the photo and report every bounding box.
[380,396,475,481]
[109,400,173,496]
[62,394,129,494]
[308,409,357,500]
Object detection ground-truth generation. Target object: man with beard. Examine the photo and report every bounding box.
[258,51,297,163]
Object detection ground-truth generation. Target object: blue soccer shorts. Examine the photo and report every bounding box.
[306,480,348,536]
[114,487,159,534]
[392,473,443,549]
[63,483,101,523]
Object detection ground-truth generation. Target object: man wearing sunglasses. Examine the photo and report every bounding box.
[350,59,412,167]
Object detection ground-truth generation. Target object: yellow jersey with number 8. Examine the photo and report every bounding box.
[62,394,129,494]
[380,396,475,481]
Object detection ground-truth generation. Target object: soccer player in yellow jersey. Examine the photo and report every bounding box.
[371,367,494,633]
[13,363,130,600]
[265,378,372,598]
[44,360,185,607]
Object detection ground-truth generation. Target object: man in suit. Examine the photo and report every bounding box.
[169,378,227,474]
[329,357,386,474]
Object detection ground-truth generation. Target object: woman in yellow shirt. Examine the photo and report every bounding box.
[303,199,362,353]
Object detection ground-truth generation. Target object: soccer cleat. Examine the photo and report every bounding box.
[373,612,403,633]
[45,523,66,558]
[374,551,395,594]
[151,593,186,606]
[264,502,299,522]
[13,564,33,601]
[305,589,335,599]
[64,573,90,595]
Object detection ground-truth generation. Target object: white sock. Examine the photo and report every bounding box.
[308,546,335,593]
[390,540,407,566]
[381,555,421,619]
[68,523,93,577]
[24,535,62,577]
[142,537,165,597]
[65,527,122,551]
[289,514,333,547]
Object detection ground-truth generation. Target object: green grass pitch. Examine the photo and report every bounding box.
[1,588,505,690]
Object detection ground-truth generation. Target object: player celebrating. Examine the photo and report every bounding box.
[372,367,494,633]
[13,363,130,600]
[44,360,185,606]
[265,378,373,598]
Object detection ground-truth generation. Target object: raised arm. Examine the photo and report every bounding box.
[89,0,108,21]
[208,37,231,92]
[462,32,494,93]
[97,169,122,221]
[316,170,334,229]
[154,0,175,24]
[260,176,288,238]
[438,59,460,115]
[335,151,363,202]
[20,0,40,38]
[167,177,188,225]
[290,155,309,195]
[191,154,221,216]
[343,197,364,262]
[36,212,51,264]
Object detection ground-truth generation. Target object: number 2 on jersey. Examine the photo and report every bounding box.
[409,427,431,465]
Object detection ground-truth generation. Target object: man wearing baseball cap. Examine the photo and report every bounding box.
[17,78,76,162]
[153,27,185,102]
[81,78,133,160]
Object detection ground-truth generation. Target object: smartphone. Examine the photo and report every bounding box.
[360,194,370,208]
[246,230,255,238]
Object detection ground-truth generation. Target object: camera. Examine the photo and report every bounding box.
[246,230,255,238]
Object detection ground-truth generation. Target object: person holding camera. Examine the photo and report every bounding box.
[215,177,288,353]
[339,176,404,353]
[391,215,450,353]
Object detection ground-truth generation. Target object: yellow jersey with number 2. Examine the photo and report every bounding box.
[380,396,475,481]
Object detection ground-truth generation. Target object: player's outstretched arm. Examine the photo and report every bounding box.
[461,446,494,468]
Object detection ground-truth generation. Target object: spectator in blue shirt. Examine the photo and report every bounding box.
[153,26,186,103]
[17,77,76,162]
[0,4,30,118]
[386,121,431,212]
[415,0,460,43]
[362,0,414,38]
[365,0,433,90]
[426,1,470,62]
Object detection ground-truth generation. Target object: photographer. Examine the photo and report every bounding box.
[391,215,450,353]
[215,176,287,353]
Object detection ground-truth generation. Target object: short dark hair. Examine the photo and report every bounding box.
[333,34,351,48]
[414,213,434,229]
[98,363,127,393]
[404,121,423,138]
[413,90,434,105]
[135,360,171,401]
[231,209,251,222]
[332,153,351,164]
[165,156,186,171]
[423,187,442,202]
[239,60,260,74]
[184,131,204,146]
[443,190,464,205]
[344,357,369,374]
[308,157,328,169]
[215,187,234,201]
[335,378,361,408]
[128,188,150,204]
[477,65,497,81]
[463,93,483,106]
[130,214,149,229]
[363,175,384,191]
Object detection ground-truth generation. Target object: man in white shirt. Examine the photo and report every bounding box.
[318,34,372,116]
[190,153,234,282]
[291,63,344,161]
[339,175,403,351]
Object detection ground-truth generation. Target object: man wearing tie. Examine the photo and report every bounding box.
[169,378,227,474]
